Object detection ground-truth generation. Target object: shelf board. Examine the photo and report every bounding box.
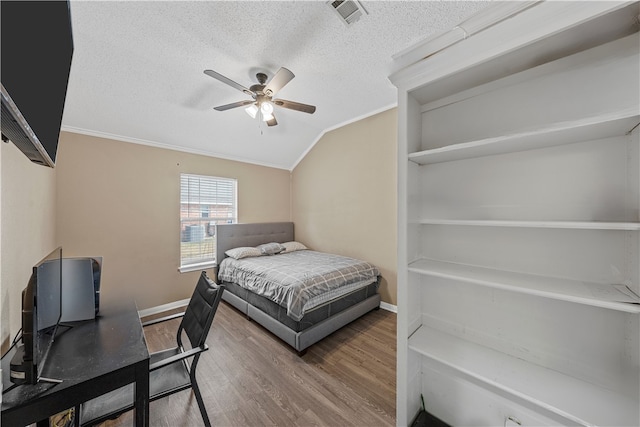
[419,219,640,230]
[409,325,639,427]
[408,258,640,313]
[408,109,639,165]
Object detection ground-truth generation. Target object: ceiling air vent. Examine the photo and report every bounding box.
[328,1,367,26]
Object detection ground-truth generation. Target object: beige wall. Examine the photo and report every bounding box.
[1,108,397,347]
[1,142,58,352]
[55,132,291,311]
[292,109,397,306]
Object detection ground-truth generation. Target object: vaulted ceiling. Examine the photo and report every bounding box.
[61,1,489,170]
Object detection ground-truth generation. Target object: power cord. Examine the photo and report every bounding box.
[1,327,23,360]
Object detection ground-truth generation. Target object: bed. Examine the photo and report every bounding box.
[215,222,381,354]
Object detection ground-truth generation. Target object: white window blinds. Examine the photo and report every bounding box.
[180,173,237,270]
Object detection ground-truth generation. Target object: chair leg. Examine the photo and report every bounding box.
[191,377,211,427]
[189,357,211,427]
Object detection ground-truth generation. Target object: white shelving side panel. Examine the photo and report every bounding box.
[408,258,640,313]
[409,110,639,165]
[419,219,640,230]
[409,325,639,427]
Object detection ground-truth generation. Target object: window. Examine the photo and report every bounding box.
[180,173,237,272]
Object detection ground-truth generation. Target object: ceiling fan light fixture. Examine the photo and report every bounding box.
[245,104,258,118]
[260,101,274,115]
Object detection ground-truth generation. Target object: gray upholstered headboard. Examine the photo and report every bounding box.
[215,222,294,265]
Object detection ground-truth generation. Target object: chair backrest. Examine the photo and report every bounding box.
[179,271,225,349]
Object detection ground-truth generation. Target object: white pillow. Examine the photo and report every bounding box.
[225,247,262,260]
[281,241,308,253]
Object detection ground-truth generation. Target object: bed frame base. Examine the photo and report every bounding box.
[221,290,381,353]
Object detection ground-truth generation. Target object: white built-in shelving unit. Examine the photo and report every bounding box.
[390,2,640,426]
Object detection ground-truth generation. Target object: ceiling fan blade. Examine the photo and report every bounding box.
[213,100,255,111]
[273,99,316,114]
[263,67,295,96]
[204,70,254,96]
[266,114,278,127]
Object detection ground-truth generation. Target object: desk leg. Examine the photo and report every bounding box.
[134,361,150,427]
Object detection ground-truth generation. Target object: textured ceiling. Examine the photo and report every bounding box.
[62,0,489,170]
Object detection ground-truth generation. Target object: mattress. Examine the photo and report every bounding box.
[218,249,380,321]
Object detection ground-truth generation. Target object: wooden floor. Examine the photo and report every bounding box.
[102,301,397,426]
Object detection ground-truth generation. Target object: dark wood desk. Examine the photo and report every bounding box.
[1,302,150,426]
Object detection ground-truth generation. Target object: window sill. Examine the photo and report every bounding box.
[178,261,217,273]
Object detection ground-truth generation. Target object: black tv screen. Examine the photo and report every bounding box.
[10,247,63,385]
[33,249,63,381]
[22,248,62,384]
[1,1,74,166]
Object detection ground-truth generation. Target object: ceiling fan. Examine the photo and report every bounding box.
[203,67,316,127]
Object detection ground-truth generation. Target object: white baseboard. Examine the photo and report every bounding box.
[380,301,397,313]
[137,298,190,318]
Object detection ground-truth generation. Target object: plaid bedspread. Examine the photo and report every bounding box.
[218,250,379,321]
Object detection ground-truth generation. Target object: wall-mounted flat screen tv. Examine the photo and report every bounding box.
[0,1,74,167]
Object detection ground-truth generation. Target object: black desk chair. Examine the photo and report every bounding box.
[77,271,224,427]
